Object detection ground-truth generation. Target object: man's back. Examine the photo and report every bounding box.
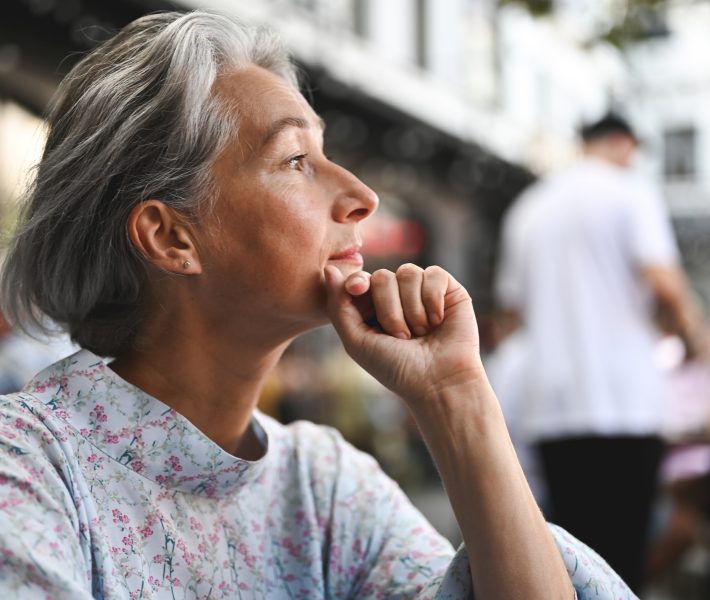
[497,157,679,439]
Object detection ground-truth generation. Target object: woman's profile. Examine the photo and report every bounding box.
[0,11,635,599]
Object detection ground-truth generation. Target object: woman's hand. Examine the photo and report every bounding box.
[323,263,483,406]
[325,263,576,599]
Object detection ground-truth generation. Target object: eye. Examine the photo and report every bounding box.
[287,153,308,170]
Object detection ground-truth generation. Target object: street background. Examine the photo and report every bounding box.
[1,1,709,597]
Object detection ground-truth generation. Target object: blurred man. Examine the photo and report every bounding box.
[495,113,707,593]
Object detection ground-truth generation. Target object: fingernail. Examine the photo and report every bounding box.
[395,331,410,340]
[413,326,427,337]
[428,312,441,326]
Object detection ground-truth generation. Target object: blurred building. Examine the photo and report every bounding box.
[623,2,710,308]
[0,0,539,316]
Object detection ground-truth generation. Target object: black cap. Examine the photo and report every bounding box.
[579,113,638,143]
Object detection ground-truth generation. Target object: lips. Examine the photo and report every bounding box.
[328,245,364,264]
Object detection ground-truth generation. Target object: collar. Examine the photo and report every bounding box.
[22,349,269,498]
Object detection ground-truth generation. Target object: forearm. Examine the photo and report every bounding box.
[409,372,574,600]
[642,265,708,354]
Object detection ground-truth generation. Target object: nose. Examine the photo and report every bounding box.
[331,164,379,223]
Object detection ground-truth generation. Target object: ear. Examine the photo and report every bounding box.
[127,200,202,274]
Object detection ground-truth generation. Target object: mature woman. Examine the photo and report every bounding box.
[0,11,633,600]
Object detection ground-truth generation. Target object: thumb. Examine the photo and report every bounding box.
[323,265,369,346]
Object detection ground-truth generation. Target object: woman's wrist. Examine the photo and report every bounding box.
[406,361,493,417]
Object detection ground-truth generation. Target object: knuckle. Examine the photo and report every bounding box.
[371,269,394,285]
[424,265,446,278]
[396,263,422,279]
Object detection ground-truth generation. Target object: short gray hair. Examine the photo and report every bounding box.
[1,11,298,357]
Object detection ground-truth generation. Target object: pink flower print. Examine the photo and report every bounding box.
[14,417,28,430]
[236,542,257,568]
[139,526,153,539]
[238,583,249,590]
[90,404,108,423]
[165,455,183,472]
[152,554,163,564]
[280,537,300,559]
[155,475,165,484]
[189,516,203,532]
[111,509,130,525]
[87,454,97,463]
[176,539,186,552]
[130,460,144,473]
[105,433,119,444]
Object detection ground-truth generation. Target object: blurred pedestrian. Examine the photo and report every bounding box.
[484,323,548,509]
[495,113,709,593]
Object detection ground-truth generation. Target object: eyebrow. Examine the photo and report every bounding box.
[260,115,326,148]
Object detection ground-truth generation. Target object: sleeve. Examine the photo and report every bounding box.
[626,178,679,268]
[323,429,639,599]
[0,396,93,599]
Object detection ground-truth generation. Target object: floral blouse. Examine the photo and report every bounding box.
[0,349,636,599]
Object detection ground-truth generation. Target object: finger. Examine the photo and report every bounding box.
[370,269,411,340]
[344,271,371,297]
[396,263,429,337]
[323,265,370,344]
[422,266,448,326]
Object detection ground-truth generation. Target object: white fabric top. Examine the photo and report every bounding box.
[496,158,679,440]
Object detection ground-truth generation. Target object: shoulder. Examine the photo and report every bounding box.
[0,391,80,498]
[0,391,66,449]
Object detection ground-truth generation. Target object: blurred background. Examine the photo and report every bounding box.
[1,1,709,597]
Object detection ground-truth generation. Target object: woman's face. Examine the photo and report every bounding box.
[195,66,378,334]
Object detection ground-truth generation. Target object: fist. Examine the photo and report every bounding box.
[323,263,483,405]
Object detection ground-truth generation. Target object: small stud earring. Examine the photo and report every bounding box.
[182,260,192,269]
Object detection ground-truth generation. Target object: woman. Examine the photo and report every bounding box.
[0,11,633,599]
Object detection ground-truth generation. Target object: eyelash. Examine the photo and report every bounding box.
[287,153,308,170]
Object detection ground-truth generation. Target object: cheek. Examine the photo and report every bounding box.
[264,185,327,251]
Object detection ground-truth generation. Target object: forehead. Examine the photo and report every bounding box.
[214,65,319,142]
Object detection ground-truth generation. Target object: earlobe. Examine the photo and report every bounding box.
[126,200,202,274]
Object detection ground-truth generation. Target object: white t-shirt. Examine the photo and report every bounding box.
[496,158,679,440]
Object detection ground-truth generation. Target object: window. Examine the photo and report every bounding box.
[292,0,316,12]
[351,0,368,37]
[415,0,428,69]
[664,127,696,180]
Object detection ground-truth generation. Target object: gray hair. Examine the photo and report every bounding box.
[1,10,298,357]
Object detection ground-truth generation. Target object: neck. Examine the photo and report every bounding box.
[110,307,294,458]
[583,141,632,168]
